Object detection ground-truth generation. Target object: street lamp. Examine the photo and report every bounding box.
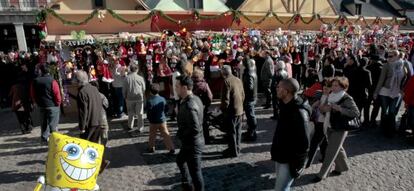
[31,28,36,35]
[3,29,7,36]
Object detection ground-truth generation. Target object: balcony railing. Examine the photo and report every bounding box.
[0,0,48,12]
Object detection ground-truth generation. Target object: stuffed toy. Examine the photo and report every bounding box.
[34,133,104,191]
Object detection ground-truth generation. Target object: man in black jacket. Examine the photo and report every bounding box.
[365,55,383,128]
[242,58,258,141]
[175,75,204,191]
[271,78,311,191]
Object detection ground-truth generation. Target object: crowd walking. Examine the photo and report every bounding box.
[1,27,414,191]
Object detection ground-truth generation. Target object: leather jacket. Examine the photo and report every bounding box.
[177,94,205,152]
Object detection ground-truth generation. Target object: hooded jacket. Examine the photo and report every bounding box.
[271,97,312,176]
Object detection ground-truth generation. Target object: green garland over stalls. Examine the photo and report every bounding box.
[36,8,411,28]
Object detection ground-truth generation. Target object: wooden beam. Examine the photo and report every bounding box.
[281,0,289,12]
[298,0,307,12]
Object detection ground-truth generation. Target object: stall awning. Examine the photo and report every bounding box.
[142,0,187,11]
[44,33,161,43]
[202,0,230,12]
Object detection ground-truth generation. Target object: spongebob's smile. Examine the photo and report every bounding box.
[60,157,96,181]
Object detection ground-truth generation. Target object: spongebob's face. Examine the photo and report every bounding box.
[46,133,104,190]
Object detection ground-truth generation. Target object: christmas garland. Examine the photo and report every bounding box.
[36,8,412,28]
[106,9,154,25]
[44,8,98,25]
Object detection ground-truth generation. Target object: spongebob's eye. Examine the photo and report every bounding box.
[63,143,83,160]
[84,147,98,164]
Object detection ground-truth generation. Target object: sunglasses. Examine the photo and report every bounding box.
[387,55,395,58]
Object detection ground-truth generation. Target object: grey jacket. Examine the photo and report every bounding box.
[123,72,146,101]
[373,60,410,97]
[260,56,274,84]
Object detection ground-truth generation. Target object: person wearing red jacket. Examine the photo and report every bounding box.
[404,75,414,139]
[31,64,61,143]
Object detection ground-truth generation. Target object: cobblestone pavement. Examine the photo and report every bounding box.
[0,102,413,191]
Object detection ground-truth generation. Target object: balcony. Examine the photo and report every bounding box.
[0,0,48,12]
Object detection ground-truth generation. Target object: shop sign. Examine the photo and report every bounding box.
[64,39,95,46]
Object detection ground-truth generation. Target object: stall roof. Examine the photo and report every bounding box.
[142,0,187,11]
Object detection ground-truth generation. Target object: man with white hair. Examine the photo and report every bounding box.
[76,70,103,140]
[220,65,245,157]
[76,70,110,173]
[123,62,146,132]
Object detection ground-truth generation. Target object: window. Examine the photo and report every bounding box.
[94,0,105,9]
[194,0,203,9]
[189,0,203,9]
[355,3,362,15]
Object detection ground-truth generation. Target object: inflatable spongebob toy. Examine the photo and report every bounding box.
[34,133,104,191]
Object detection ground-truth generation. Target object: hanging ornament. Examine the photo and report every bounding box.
[97,10,105,22]
[294,15,300,24]
[37,21,48,40]
[151,13,159,27]
[340,17,346,25]
[193,13,199,21]
[193,13,201,25]
[236,17,241,26]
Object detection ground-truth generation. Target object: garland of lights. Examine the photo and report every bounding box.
[36,8,410,28]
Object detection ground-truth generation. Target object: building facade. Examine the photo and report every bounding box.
[0,0,50,52]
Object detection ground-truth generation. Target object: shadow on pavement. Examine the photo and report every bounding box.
[16,160,45,166]
[147,162,274,191]
[0,170,43,184]
[344,128,414,158]
[0,147,47,157]
[105,143,146,169]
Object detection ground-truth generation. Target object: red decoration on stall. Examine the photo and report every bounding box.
[236,18,241,26]
[151,13,159,28]
[294,15,300,24]
[340,17,345,25]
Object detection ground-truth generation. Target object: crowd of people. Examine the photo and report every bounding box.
[2,26,414,191]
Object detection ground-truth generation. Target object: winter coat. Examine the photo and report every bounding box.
[220,75,245,116]
[365,60,383,96]
[343,65,372,102]
[242,69,258,102]
[193,78,213,107]
[260,56,274,86]
[177,94,205,152]
[77,83,104,131]
[404,76,414,107]
[271,97,312,177]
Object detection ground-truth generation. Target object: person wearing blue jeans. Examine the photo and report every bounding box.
[31,64,61,143]
[275,162,294,191]
[271,78,311,191]
[39,107,60,141]
[379,95,401,136]
[242,58,258,141]
[113,87,124,118]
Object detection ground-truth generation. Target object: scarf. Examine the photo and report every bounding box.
[324,90,346,129]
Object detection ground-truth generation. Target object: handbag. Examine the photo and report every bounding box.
[330,96,361,131]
